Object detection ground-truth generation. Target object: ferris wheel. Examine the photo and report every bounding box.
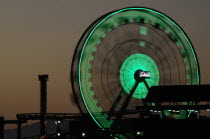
[71,7,200,139]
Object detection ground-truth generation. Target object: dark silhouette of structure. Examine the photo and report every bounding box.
[1,74,210,138]
[16,113,83,139]
[39,75,48,139]
[0,116,4,139]
[145,85,210,102]
[0,116,27,139]
[135,85,210,119]
[142,85,210,114]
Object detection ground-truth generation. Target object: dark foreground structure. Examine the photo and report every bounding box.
[1,76,210,138]
[64,85,210,138]
[1,84,210,139]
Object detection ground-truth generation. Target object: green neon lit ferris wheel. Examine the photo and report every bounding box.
[71,7,200,138]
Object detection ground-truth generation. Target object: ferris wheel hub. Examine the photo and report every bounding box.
[134,70,150,82]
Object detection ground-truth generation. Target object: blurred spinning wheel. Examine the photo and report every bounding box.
[71,7,200,139]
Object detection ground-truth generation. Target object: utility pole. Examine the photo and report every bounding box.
[39,75,48,139]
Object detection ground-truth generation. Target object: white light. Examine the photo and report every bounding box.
[58,121,61,124]
[136,131,143,136]
[207,109,210,111]
[150,110,153,112]
[158,111,161,113]
[176,111,179,113]
[168,110,172,112]
[82,132,86,137]
[57,133,60,136]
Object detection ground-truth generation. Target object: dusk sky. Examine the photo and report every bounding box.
[0,0,210,129]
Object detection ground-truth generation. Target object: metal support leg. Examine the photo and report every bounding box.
[108,89,125,120]
[116,81,139,121]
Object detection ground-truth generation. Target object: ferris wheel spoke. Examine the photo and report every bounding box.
[116,81,140,121]
[143,80,150,91]
[107,89,126,120]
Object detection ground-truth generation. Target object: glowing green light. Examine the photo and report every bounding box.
[140,41,145,46]
[120,54,159,99]
[140,26,147,35]
[188,110,192,118]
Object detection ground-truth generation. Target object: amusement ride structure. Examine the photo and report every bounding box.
[71,7,210,138]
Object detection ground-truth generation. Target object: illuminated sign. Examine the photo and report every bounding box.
[139,71,150,78]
